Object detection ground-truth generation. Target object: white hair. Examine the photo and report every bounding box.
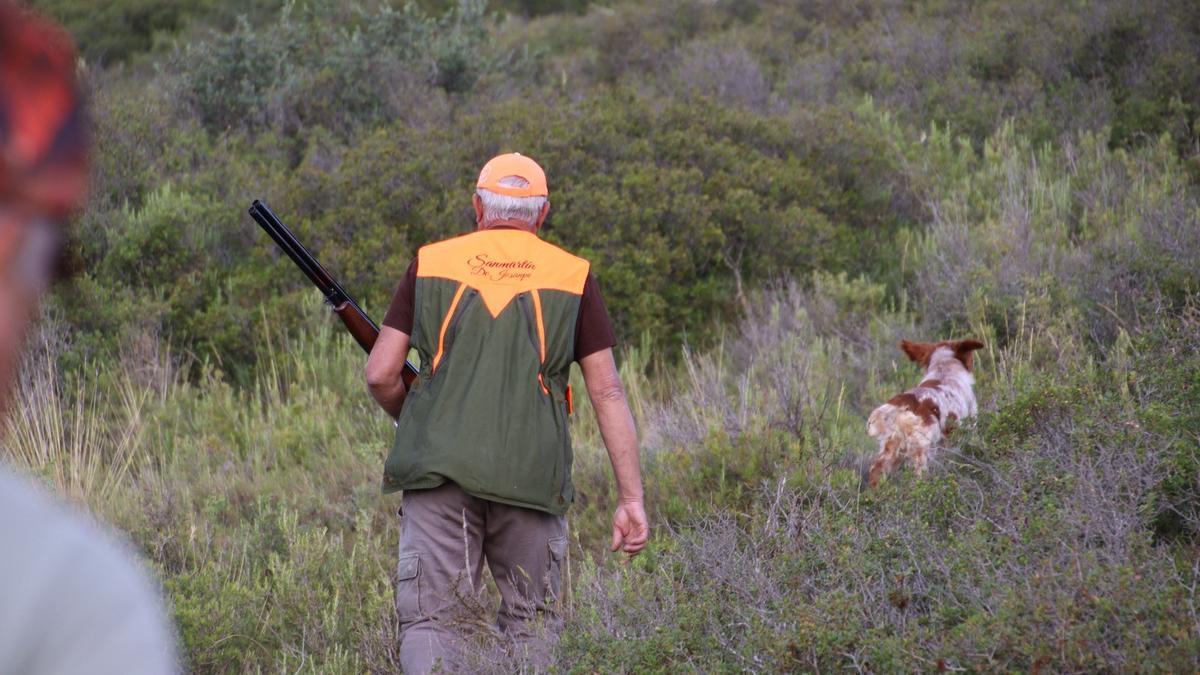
[476,175,546,226]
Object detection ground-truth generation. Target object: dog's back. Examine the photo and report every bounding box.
[866,339,982,487]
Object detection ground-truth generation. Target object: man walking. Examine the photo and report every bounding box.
[365,153,648,671]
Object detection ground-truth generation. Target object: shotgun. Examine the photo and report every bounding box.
[248,199,418,392]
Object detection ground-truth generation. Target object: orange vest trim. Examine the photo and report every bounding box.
[531,288,547,362]
[531,288,550,394]
[431,282,467,373]
[417,229,590,318]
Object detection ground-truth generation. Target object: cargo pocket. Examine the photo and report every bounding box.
[395,553,422,623]
[545,535,568,606]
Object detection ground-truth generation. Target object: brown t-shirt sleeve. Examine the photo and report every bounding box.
[382,258,419,334]
[574,271,617,362]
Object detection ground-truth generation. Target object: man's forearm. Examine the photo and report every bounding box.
[592,387,643,502]
[368,381,406,419]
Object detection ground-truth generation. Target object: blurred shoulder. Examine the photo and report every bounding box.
[0,467,179,674]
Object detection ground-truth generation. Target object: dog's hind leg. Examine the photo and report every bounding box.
[909,427,939,477]
[867,435,903,488]
[910,442,928,477]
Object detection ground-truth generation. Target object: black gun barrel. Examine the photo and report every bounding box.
[250,201,339,298]
[249,202,321,286]
[249,200,377,329]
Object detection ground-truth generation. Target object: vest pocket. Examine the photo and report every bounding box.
[395,553,422,623]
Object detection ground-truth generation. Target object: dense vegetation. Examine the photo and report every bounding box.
[6,0,1200,671]
[38,0,1200,375]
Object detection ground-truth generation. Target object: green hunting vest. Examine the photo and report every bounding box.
[381,228,589,515]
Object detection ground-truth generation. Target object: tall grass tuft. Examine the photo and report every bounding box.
[2,324,159,508]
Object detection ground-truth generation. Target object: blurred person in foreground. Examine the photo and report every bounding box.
[366,153,649,671]
[0,3,178,673]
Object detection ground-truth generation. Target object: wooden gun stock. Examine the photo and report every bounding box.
[333,301,417,389]
[332,301,378,353]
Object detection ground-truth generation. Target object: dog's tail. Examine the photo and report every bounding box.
[866,404,896,439]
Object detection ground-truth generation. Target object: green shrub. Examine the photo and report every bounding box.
[176,0,512,135]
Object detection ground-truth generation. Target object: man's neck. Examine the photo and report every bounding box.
[478,219,537,233]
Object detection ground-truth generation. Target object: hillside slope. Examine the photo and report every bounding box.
[3,0,1198,671]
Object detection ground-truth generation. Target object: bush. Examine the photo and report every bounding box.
[914,124,1200,347]
[176,0,509,136]
[320,93,877,350]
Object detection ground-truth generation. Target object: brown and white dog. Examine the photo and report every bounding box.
[866,339,984,487]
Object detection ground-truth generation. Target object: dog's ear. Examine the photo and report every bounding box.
[955,339,985,353]
[951,339,985,371]
[900,340,935,367]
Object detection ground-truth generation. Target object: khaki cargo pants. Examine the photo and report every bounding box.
[396,481,568,673]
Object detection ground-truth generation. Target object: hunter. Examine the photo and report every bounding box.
[0,3,178,672]
[365,153,648,671]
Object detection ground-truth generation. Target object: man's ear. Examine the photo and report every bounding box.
[472,193,484,228]
[900,339,935,367]
[535,200,550,232]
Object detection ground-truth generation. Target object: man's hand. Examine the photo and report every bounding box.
[610,500,649,556]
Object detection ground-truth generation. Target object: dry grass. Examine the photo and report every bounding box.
[1,323,164,507]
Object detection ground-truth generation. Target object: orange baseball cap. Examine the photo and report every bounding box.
[476,152,548,197]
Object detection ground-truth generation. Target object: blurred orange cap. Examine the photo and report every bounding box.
[0,0,88,217]
[476,153,548,197]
